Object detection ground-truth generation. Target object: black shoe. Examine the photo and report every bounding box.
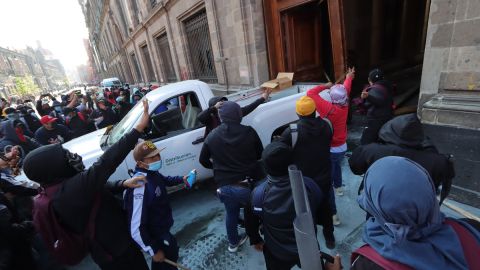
[324,233,336,249]
[325,240,336,250]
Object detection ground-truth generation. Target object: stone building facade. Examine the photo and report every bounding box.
[0,45,68,98]
[419,0,480,205]
[81,0,269,92]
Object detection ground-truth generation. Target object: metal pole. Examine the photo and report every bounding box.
[288,165,322,270]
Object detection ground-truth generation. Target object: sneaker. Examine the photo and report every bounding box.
[332,215,341,226]
[335,187,344,196]
[228,234,248,253]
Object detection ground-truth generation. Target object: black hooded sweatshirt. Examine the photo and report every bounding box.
[279,116,333,189]
[349,114,453,189]
[23,129,141,263]
[364,80,394,120]
[199,101,264,186]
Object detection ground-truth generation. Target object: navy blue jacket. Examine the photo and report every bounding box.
[34,124,72,145]
[123,168,183,255]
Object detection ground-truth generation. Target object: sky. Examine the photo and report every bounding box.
[0,0,89,72]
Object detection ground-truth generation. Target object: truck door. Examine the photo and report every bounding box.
[124,91,212,180]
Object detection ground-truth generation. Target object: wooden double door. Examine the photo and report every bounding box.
[264,0,346,82]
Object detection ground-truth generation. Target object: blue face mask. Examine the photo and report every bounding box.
[147,160,162,171]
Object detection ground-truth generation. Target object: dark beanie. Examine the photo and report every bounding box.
[218,101,242,124]
[369,68,384,83]
[262,142,293,177]
[23,144,77,185]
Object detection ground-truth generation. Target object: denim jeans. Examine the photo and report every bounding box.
[217,185,251,245]
[330,151,345,189]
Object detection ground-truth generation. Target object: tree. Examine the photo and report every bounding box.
[14,75,39,97]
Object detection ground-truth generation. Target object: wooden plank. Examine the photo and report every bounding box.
[327,0,347,79]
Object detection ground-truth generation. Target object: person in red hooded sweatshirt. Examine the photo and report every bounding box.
[306,67,355,226]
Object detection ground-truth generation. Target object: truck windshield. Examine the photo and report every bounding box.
[107,99,150,145]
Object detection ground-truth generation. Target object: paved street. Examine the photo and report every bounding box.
[67,121,480,270]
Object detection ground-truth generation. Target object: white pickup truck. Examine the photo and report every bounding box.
[20,80,316,185]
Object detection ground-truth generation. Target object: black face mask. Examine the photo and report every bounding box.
[65,150,85,172]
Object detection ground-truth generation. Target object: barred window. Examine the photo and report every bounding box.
[140,45,156,82]
[155,33,177,82]
[130,53,142,83]
[183,10,217,83]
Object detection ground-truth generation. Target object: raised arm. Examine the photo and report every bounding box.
[343,67,355,95]
[82,100,150,192]
[241,89,271,117]
[307,83,332,116]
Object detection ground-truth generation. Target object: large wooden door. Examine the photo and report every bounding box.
[282,4,323,81]
[263,0,346,82]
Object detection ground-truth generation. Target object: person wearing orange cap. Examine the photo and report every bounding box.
[278,96,336,249]
[34,115,72,145]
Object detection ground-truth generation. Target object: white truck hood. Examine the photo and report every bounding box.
[61,128,107,168]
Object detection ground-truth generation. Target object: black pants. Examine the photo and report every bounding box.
[151,232,179,270]
[263,245,300,270]
[360,118,390,145]
[98,243,149,270]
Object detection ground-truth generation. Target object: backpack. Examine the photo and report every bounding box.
[33,182,104,266]
[350,218,480,270]
[252,177,321,217]
[290,119,333,148]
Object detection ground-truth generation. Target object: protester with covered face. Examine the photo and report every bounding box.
[48,100,66,125]
[197,88,272,138]
[325,156,480,270]
[63,107,96,139]
[246,141,324,269]
[359,68,394,145]
[0,119,40,156]
[34,115,72,145]
[16,105,42,134]
[199,101,264,253]
[124,141,196,270]
[36,93,56,117]
[349,113,455,204]
[114,96,132,121]
[92,96,118,129]
[2,107,35,137]
[278,96,335,248]
[132,90,143,105]
[23,100,151,270]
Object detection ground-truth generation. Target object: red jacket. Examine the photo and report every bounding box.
[306,76,352,147]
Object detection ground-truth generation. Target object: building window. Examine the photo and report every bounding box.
[116,0,129,37]
[129,0,139,27]
[140,45,155,82]
[183,10,217,83]
[155,33,177,82]
[130,53,142,83]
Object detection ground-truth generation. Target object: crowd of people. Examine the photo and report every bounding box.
[0,68,479,270]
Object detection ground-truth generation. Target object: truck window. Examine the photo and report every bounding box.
[107,99,149,145]
[147,92,202,140]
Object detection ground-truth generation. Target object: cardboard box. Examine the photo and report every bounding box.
[261,72,294,91]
